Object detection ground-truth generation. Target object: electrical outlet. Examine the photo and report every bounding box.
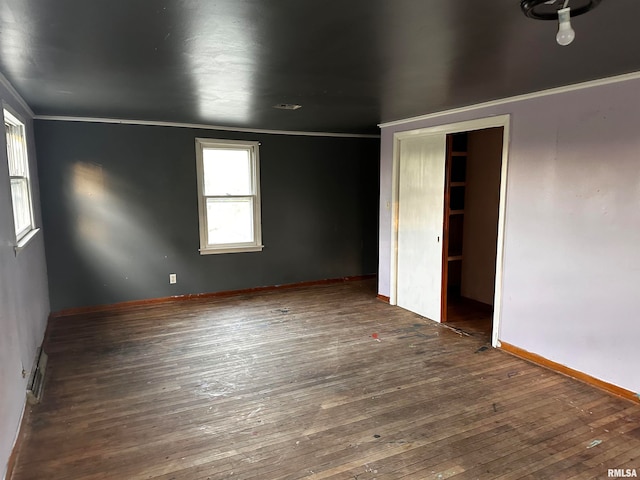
[169,273,177,284]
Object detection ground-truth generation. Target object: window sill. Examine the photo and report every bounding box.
[14,228,40,256]
[199,245,264,255]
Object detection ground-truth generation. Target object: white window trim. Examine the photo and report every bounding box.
[195,138,263,255]
[3,106,38,253]
[14,227,40,254]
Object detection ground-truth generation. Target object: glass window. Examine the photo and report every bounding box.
[195,138,263,254]
[4,109,35,241]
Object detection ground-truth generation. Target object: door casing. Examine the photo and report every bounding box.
[389,115,511,347]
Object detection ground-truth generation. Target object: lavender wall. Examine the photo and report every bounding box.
[378,75,640,394]
[0,82,50,478]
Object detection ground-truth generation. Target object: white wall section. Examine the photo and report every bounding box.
[0,80,50,479]
[378,74,640,394]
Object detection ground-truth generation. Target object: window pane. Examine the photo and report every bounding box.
[5,110,34,240]
[203,148,252,196]
[206,197,254,245]
[10,178,31,237]
[5,122,27,176]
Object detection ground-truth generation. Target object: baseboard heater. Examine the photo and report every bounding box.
[26,348,48,404]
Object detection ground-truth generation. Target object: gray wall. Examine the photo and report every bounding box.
[0,85,50,478]
[35,121,379,312]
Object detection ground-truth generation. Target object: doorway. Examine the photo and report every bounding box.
[390,115,510,347]
[442,128,504,341]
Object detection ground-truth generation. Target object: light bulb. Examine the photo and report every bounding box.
[556,7,575,46]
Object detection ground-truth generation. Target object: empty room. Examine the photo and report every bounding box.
[1,1,639,479]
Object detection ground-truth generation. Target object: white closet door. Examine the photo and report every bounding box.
[396,133,446,322]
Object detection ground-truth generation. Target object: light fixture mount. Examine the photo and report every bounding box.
[520,0,602,20]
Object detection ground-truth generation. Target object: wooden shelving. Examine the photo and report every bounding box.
[443,132,468,306]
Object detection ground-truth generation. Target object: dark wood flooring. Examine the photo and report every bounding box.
[11,280,640,479]
[445,295,493,340]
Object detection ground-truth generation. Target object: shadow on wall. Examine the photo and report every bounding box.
[68,161,180,302]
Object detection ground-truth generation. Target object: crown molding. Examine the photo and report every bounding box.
[33,115,381,139]
[379,70,640,129]
[0,71,35,118]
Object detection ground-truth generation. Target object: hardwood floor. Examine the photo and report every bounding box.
[11,280,640,479]
[445,295,493,340]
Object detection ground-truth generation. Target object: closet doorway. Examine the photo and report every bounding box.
[442,128,504,341]
[390,115,510,347]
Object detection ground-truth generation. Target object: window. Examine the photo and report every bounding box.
[4,108,35,244]
[195,138,263,254]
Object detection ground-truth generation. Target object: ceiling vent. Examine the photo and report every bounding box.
[273,103,302,110]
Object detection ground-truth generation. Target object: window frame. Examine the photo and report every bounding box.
[3,107,37,247]
[195,137,263,255]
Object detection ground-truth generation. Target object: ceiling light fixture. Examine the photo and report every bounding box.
[520,0,602,46]
[556,6,575,46]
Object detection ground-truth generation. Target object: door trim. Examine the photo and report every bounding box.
[390,115,511,347]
